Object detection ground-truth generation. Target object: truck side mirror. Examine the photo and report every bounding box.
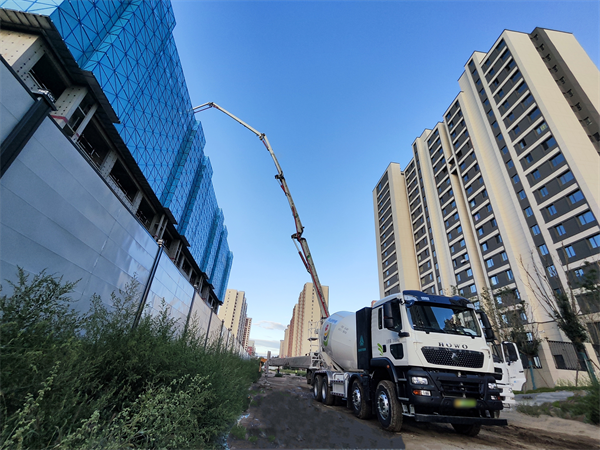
[383,300,401,330]
[478,310,496,341]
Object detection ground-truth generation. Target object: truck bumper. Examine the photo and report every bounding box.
[413,414,507,426]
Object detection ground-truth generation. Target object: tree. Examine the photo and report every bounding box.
[478,287,542,389]
[521,256,599,383]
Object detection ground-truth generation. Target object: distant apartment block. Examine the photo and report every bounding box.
[218,289,248,344]
[281,283,329,357]
[242,317,252,351]
[373,28,599,389]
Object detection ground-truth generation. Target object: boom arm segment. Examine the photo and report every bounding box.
[192,102,329,319]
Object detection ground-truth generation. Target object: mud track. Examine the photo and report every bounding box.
[228,374,599,449]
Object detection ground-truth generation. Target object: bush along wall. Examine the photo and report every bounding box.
[1,269,260,449]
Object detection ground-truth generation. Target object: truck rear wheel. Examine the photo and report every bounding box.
[313,375,323,402]
[375,380,403,432]
[321,377,335,406]
[452,423,481,436]
[350,378,371,419]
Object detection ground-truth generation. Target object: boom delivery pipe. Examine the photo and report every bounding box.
[192,102,329,319]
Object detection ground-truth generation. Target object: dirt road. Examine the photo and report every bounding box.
[228,374,599,449]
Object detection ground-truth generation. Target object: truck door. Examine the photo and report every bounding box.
[502,342,526,391]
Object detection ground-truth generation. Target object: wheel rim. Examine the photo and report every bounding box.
[377,389,390,421]
[352,386,361,410]
[321,381,327,399]
[313,380,319,398]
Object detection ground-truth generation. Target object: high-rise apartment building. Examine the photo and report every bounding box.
[281,283,329,357]
[242,317,252,350]
[0,0,232,301]
[218,289,248,343]
[373,28,599,389]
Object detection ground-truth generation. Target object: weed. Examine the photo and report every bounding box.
[0,269,261,448]
[268,435,276,442]
[249,435,258,443]
[230,424,246,440]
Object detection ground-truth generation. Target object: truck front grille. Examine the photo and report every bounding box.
[439,379,481,398]
[421,347,484,368]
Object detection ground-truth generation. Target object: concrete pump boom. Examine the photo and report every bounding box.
[192,102,329,319]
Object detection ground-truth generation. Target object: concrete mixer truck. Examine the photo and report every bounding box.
[307,290,508,435]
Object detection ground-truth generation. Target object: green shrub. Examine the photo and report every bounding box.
[0,269,260,449]
[229,424,247,440]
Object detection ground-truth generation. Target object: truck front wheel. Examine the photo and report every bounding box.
[313,375,323,402]
[375,380,403,432]
[452,423,481,436]
[350,378,371,419]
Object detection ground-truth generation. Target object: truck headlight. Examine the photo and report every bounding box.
[411,376,429,385]
[488,382,498,390]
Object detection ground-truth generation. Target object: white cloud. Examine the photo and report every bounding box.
[254,320,286,331]
[253,339,282,350]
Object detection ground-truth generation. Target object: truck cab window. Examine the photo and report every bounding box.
[407,303,481,337]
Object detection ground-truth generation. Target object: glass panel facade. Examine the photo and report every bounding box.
[1,0,232,299]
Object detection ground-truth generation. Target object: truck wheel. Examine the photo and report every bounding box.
[313,375,323,402]
[321,377,335,406]
[375,380,403,432]
[452,423,481,436]
[350,378,371,419]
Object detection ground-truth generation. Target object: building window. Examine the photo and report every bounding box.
[535,122,548,134]
[482,242,489,251]
[507,159,514,169]
[500,146,508,155]
[532,170,541,180]
[525,154,534,164]
[457,273,462,282]
[539,186,549,197]
[490,276,499,286]
[550,153,565,167]
[547,265,558,277]
[507,270,514,281]
[501,252,508,261]
[467,269,473,277]
[589,235,600,249]
[518,190,526,200]
[486,258,494,268]
[487,204,493,213]
[495,235,503,244]
[470,199,477,207]
[525,207,533,217]
[460,239,466,247]
[556,224,566,236]
[478,227,484,236]
[574,268,584,277]
[559,171,574,184]
[578,211,595,225]
[547,204,557,216]
[568,190,584,204]
[512,174,520,184]
[539,244,549,255]
[532,224,541,235]
[565,246,576,258]
[470,285,477,294]
[474,213,481,221]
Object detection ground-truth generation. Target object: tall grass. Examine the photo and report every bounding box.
[1,269,260,449]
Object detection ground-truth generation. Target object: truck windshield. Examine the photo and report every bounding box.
[407,302,482,337]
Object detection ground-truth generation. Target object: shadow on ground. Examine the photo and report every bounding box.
[228,374,405,449]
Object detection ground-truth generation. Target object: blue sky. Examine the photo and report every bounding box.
[171,0,600,356]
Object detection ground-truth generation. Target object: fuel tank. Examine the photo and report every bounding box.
[320,311,358,371]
